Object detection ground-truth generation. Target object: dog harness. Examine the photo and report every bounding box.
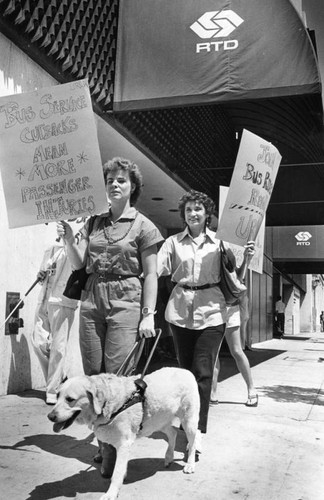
[105,378,147,430]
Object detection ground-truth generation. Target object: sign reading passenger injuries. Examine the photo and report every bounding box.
[216,129,281,247]
[0,79,107,228]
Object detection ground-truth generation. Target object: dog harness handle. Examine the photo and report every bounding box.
[107,329,162,427]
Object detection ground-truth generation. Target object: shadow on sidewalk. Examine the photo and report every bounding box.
[2,430,187,500]
[25,455,182,500]
[0,432,97,465]
[218,347,285,383]
[26,468,108,500]
[258,385,324,405]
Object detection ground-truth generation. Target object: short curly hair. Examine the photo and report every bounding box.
[178,190,216,227]
[103,157,143,205]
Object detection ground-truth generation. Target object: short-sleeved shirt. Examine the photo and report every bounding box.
[80,207,164,276]
[275,300,285,314]
[157,227,227,329]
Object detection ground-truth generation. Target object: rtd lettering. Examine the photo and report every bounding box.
[296,242,310,246]
[196,40,238,53]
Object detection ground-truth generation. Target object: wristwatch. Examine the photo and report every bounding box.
[142,307,157,316]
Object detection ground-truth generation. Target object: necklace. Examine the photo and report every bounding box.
[103,211,138,244]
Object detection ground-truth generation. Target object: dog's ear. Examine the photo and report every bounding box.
[86,385,105,415]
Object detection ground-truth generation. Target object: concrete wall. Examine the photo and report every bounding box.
[0,34,83,395]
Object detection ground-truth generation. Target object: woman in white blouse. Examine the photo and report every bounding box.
[157,190,227,453]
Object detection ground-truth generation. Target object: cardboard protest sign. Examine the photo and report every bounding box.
[216,129,281,247]
[0,79,107,228]
[219,186,265,274]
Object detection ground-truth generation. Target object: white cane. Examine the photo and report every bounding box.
[0,277,41,331]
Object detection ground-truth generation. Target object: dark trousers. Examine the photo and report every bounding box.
[170,323,225,433]
[277,313,285,333]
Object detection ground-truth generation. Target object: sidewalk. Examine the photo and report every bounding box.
[1,334,324,500]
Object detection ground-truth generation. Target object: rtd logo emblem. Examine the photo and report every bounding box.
[295,231,312,246]
[190,10,244,53]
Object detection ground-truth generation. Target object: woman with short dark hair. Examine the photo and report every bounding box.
[57,157,164,376]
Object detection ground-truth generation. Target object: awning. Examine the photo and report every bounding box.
[114,0,321,111]
[0,0,323,228]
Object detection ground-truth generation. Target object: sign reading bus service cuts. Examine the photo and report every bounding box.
[0,79,107,228]
[216,129,281,247]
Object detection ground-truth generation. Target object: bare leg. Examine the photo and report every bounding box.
[225,326,256,398]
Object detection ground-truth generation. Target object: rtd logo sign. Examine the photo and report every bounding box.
[295,231,312,246]
[190,10,244,54]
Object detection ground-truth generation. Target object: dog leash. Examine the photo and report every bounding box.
[108,329,162,424]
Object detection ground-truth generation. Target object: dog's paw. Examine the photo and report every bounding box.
[183,463,195,474]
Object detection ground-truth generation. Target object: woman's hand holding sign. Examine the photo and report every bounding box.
[237,240,255,282]
[56,221,86,270]
[56,221,74,244]
[244,240,255,261]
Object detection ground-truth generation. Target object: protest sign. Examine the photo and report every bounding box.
[219,186,265,274]
[0,79,107,228]
[216,129,281,247]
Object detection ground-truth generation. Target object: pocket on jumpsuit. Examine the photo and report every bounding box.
[113,279,142,304]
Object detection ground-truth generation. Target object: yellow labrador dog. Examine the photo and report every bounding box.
[48,367,200,500]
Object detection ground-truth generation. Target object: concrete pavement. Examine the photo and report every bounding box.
[1,334,324,500]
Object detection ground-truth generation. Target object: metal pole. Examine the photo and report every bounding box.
[140,328,162,377]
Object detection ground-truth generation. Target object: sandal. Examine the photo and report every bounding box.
[245,394,259,407]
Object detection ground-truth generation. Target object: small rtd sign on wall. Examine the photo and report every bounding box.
[273,226,324,260]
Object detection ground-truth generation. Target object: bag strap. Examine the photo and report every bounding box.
[88,215,96,235]
[219,240,235,273]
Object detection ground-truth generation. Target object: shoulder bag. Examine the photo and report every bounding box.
[63,216,96,300]
[219,240,247,306]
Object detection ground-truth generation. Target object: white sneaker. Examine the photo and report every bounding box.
[46,393,57,405]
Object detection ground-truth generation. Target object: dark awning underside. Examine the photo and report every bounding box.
[0,0,324,232]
